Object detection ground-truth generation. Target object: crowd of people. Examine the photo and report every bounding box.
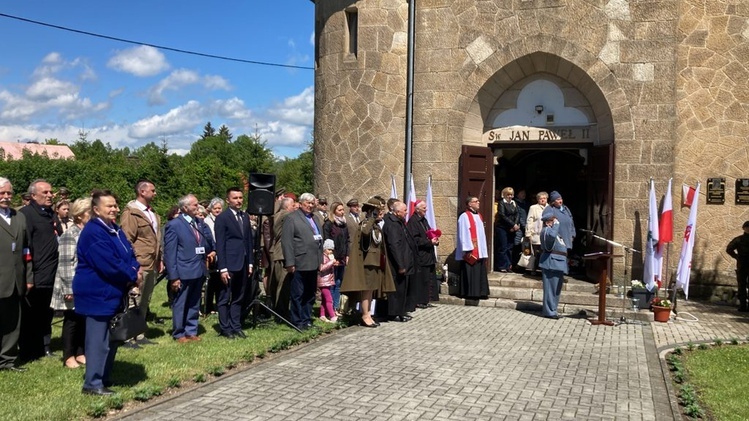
[0,171,586,396]
[0,176,462,397]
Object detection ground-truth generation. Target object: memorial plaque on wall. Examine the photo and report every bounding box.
[707,177,725,204]
[736,179,749,205]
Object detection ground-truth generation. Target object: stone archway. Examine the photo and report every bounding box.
[460,42,633,146]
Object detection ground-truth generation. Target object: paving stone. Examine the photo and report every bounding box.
[118,300,749,420]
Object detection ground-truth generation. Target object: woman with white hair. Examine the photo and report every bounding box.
[524,191,548,275]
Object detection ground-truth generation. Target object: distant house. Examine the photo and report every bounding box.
[0,141,75,160]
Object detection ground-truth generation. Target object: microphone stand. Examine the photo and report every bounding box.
[581,230,641,324]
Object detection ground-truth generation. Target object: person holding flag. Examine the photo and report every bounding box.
[726,221,749,312]
[643,179,659,292]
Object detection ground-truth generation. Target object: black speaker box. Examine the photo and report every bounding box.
[247,173,276,215]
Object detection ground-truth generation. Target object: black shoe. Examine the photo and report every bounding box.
[416,304,428,309]
[44,350,58,358]
[543,315,561,320]
[219,332,236,340]
[426,303,437,308]
[136,338,157,346]
[359,321,378,328]
[82,387,115,396]
[234,330,247,339]
[0,366,27,372]
[121,341,142,350]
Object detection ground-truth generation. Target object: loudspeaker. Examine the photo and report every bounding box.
[247,173,276,215]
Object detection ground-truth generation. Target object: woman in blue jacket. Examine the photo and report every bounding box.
[73,190,140,396]
[538,215,568,319]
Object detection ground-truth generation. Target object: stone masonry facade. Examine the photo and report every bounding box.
[313,0,749,299]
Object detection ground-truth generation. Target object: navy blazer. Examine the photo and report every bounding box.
[215,209,254,272]
[164,215,214,281]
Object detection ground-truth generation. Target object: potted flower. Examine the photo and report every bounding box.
[630,280,656,309]
[650,297,672,322]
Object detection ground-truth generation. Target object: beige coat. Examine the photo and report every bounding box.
[120,201,162,271]
[341,218,395,295]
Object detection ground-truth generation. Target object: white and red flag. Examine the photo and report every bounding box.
[643,179,659,292]
[676,182,701,299]
[425,175,437,230]
[406,174,417,221]
[654,178,673,288]
[682,184,696,208]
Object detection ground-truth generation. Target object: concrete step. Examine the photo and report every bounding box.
[487,273,595,293]
[442,271,644,311]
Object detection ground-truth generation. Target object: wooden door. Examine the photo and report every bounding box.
[585,143,615,280]
[459,145,493,259]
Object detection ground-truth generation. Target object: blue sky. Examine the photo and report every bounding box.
[0,1,315,157]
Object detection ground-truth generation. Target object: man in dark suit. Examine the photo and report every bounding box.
[282,193,323,330]
[0,178,32,371]
[214,187,254,339]
[18,179,58,360]
[383,201,417,321]
[164,194,215,343]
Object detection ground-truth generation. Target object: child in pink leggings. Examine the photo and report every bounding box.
[318,239,338,322]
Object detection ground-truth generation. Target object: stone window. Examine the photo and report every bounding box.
[345,9,358,57]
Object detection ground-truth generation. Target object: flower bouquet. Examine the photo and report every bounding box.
[426,228,442,240]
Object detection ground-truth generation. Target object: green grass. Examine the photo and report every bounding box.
[0,286,343,420]
[682,344,749,420]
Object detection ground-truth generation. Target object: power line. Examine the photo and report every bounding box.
[0,12,314,71]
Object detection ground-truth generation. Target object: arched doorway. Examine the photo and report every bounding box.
[459,54,617,281]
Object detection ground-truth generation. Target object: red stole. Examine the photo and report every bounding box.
[465,210,483,260]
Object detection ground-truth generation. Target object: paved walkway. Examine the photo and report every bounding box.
[118,301,749,421]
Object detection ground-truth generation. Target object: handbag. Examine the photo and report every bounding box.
[517,253,532,268]
[109,296,147,343]
[517,244,535,269]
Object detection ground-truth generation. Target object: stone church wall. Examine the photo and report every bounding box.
[313,0,749,298]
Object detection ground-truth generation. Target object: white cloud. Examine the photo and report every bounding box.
[26,77,77,101]
[257,121,309,147]
[148,69,231,105]
[212,97,252,120]
[1,84,314,158]
[0,53,107,123]
[309,31,315,46]
[107,45,169,77]
[267,86,313,125]
[129,100,204,139]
